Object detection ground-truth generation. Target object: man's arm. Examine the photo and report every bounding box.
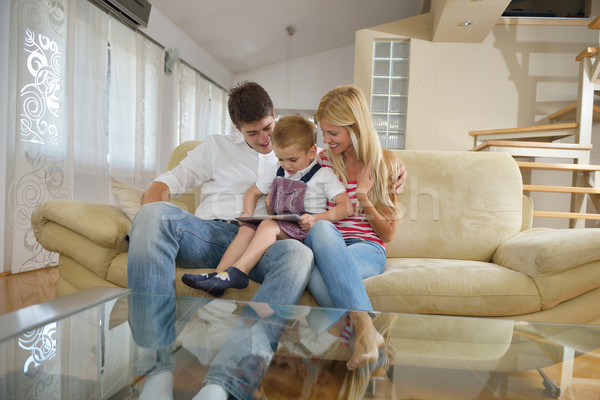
[142,181,171,204]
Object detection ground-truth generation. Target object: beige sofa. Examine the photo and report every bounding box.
[31,141,600,325]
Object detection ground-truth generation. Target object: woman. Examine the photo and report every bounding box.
[306,85,403,312]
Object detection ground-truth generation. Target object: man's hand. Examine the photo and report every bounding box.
[142,181,170,204]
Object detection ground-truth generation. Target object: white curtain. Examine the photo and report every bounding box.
[177,60,233,143]
[5,0,163,273]
[107,21,162,188]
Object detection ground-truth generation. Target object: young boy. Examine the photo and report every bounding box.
[182,115,353,296]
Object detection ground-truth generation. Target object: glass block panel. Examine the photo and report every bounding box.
[372,114,388,130]
[388,115,406,131]
[371,96,389,113]
[389,97,406,114]
[373,60,390,76]
[393,41,410,58]
[372,78,390,94]
[392,60,409,76]
[374,41,391,58]
[387,133,404,149]
[391,78,407,95]
[387,133,405,149]
[370,40,409,150]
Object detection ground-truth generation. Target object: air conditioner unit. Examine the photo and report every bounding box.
[89,0,151,28]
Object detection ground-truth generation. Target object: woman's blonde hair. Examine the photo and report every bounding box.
[316,85,401,221]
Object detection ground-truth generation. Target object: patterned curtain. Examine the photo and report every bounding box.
[5,0,163,273]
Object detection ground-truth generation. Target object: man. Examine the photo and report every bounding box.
[127,81,313,303]
[127,82,314,399]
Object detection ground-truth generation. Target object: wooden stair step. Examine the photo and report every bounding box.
[469,123,577,143]
[523,184,600,195]
[517,161,600,172]
[548,103,600,122]
[472,140,592,152]
[469,122,577,136]
[533,210,600,220]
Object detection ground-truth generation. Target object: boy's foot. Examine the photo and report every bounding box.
[194,266,249,295]
[182,272,217,287]
[182,272,224,297]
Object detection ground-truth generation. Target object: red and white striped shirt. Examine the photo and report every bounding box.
[317,151,385,248]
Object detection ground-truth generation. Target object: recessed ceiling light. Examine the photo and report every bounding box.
[460,20,473,26]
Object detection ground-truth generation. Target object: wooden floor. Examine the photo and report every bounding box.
[0,266,59,315]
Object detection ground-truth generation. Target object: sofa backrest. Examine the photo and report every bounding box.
[386,150,523,262]
[168,142,523,262]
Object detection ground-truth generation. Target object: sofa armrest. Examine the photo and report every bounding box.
[492,227,600,278]
[32,200,131,252]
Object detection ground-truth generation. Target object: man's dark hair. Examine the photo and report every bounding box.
[228,81,274,129]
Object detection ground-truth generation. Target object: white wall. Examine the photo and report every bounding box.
[1,0,10,273]
[233,45,355,111]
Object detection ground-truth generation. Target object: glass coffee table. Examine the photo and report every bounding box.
[0,286,599,400]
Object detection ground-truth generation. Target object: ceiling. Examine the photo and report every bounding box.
[147,0,428,73]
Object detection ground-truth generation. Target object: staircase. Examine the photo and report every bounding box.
[470,16,600,228]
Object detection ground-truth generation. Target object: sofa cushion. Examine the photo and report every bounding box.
[365,258,541,316]
[386,150,523,262]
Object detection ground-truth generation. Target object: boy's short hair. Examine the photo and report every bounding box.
[228,81,274,128]
[272,115,316,152]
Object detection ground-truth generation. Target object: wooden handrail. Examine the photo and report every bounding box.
[589,15,600,30]
[576,47,599,61]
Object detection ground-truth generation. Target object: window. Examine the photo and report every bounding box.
[371,40,409,150]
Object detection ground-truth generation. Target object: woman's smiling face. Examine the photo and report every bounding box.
[319,119,353,155]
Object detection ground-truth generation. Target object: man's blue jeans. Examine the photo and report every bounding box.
[126,202,313,399]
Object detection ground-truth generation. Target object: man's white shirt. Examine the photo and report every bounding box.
[154,132,278,220]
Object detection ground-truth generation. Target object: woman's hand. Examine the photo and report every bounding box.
[391,159,407,194]
[298,213,316,232]
[356,163,375,196]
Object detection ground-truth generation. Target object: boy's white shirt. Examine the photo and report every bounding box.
[153,132,278,220]
[255,155,346,215]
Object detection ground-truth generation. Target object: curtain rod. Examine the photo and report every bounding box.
[178,58,228,92]
[135,29,227,92]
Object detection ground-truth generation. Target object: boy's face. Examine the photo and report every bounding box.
[274,143,316,176]
[238,115,275,154]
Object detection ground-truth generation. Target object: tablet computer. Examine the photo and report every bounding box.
[236,214,302,223]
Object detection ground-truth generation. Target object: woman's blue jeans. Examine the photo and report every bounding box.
[304,221,386,331]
